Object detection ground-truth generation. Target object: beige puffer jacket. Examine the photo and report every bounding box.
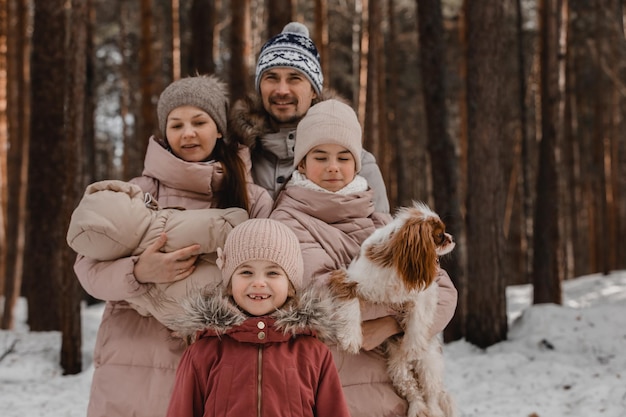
[73,138,273,417]
[270,180,458,417]
[67,179,248,325]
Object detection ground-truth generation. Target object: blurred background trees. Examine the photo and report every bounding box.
[0,0,625,372]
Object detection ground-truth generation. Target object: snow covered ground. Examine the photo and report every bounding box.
[1,271,625,417]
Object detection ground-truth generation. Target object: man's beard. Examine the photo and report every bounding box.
[267,95,303,126]
[269,112,301,126]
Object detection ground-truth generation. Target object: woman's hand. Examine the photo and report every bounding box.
[134,233,201,284]
[360,316,402,351]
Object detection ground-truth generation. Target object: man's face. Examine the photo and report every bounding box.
[259,68,318,127]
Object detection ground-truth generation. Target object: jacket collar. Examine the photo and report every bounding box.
[141,137,223,195]
[141,137,256,194]
[166,284,346,346]
[229,89,345,151]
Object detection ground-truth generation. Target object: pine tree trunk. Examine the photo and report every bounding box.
[0,0,7,305]
[417,0,465,342]
[314,0,329,86]
[59,0,88,375]
[464,0,508,348]
[1,0,29,330]
[25,0,67,331]
[189,0,217,74]
[533,0,565,304]
[267,0,294,37]
[230,0,250,102]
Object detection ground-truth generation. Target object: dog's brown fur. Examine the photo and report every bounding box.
[328,270,360,300]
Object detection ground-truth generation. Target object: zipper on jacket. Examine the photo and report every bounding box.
[257,345,263,417]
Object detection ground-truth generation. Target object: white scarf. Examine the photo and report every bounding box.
[289,171,369,195]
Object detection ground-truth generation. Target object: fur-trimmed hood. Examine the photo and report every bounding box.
[228,89,347,149]
[166,283,347,346]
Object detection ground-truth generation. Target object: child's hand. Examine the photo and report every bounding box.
[360,316,402,351]
[134,233,200,284]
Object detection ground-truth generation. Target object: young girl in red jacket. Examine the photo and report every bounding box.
[165,218,351,417]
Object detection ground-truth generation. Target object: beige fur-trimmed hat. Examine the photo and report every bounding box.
[217,219,304,291]
[157,74,229,139]
[294,99,363,172]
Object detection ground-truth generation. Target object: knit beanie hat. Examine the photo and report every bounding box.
[217,219,304,291]
[157,74,229,139]
[255,22,323,95]
[294,99,363,172]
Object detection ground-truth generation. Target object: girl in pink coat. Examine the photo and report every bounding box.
[73,75,272,417]
[270,99,458,417]
[166,219,351,417]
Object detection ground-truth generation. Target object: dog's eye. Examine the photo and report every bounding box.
[435,233,445,244]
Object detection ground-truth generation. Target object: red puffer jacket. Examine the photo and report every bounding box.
[166,287,351,417]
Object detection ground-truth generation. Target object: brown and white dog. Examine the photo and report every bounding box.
[329,201,457,417]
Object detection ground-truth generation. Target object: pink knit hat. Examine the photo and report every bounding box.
[294,99,363,172]
[217,219,304,291]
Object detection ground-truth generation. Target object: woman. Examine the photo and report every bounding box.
[74,74,272,417]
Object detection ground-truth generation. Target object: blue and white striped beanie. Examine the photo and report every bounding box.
[255,22,323,95]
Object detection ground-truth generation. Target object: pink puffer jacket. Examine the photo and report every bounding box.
[74,138,272,417]
[270,181,458,417]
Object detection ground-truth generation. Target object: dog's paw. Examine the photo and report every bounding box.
[331,296,362,353]
[407,400,431,417]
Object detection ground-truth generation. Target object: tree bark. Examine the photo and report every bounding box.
[357,0,368,124]
[533,0,565,304]
[267,0,294,37]
[0,0,7,304]
[60,0,88,374]
[416,0,465,342]
[125,0,154,179]
[385,0,398,206]
[611,0,624,269]
[515,0,534,284]
[464,0,508,348]
[363,0,379,157]
[189,0,217,74]
[314,0,329,86]
[372,2,387,187]
[25,0,67,331]
[230,0,250,102]
[2,0,29,329]
[567,0,592,277]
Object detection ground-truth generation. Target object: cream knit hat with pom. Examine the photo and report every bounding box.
[294,99,363,172]
[217,219,303,291]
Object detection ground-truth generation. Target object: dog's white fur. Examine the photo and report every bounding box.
[329,201,457,417]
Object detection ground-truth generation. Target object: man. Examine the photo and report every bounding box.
[229,21,390,213]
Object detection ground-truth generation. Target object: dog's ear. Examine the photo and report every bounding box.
[366,217,438,291]
[400,217,439,290]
